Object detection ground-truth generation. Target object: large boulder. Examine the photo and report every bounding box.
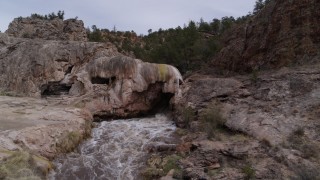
[5,17,87,41]
[0,33,183,118]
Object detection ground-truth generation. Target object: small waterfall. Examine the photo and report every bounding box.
[50,114,176,180]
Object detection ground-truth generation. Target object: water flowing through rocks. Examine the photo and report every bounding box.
[49,114,176,180]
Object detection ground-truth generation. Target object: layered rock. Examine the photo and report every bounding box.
[214,0,320,72]
[5,17,87,41]
[0,33,182,118]
[173,64,320,179]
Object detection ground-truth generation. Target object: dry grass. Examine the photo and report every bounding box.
[141,154,182,180]
[57,131,82,153]
[0,151,51,180]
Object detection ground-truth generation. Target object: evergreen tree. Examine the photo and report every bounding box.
[253,0,266,14]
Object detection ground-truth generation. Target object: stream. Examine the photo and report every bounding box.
[49,114,176,180]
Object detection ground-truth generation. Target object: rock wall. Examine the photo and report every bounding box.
[5,17,88,41]
[173,65,320,178]
[214,0,320,72]
[0,33,182,118]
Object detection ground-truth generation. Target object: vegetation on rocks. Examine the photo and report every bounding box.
[57,131,82,153]
[242,164,256,180]
[0,151,52,180]
[86,14,253,74]
[199,102,226,139]
[141,154,183,180]
[286,128,320,159]
[29,10,65,20]
[181,106,195,128]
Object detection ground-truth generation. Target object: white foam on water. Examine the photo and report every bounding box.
[49,114,176,180]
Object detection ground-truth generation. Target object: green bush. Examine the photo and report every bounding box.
[199,103,226,138]
[162,155,182,174]
[242,165,255,180]
[181,106,195,128]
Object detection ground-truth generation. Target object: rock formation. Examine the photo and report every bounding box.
[0,33,182,118]
[214,0,320,72]
[172,64,320,179]
[5,17,87,41]
[0,29,182,178]
[0,96,92,159]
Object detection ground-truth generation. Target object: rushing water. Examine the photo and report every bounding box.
[50,114,176,180]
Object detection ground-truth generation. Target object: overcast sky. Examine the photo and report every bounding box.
[0,0,256,34]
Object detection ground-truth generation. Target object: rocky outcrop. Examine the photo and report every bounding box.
[214,0,320,72]
[0,33,182,118]
[173,63,320,179]
[5,17,87,41]
[176,65,320,144]
[0,96,92,159]
[0,31,183,178]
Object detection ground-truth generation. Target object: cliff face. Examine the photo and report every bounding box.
[5,17,87,41]
[214,0,320,72]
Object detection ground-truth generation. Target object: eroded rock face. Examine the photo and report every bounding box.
[175,66,320,144]
[0,33,183,118]
[214,0,320,72]
[5,17,87,41]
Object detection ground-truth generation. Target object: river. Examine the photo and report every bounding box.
[49,114,176,180]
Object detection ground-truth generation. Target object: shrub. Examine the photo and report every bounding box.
[199,103,226,138]
[162,154,182,174]
[261,138,272,147]
[141,168,164,180]
[250,69,259,84]
[22,32,31,38]
[141,154,182,180]
[242,165,255,180]
[293,127,304,136]
[181,106,195,128]
[300,144,319,159]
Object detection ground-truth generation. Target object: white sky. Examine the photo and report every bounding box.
[0,0,256,34]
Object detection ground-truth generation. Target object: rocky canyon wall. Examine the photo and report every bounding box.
[214,0,320,72]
